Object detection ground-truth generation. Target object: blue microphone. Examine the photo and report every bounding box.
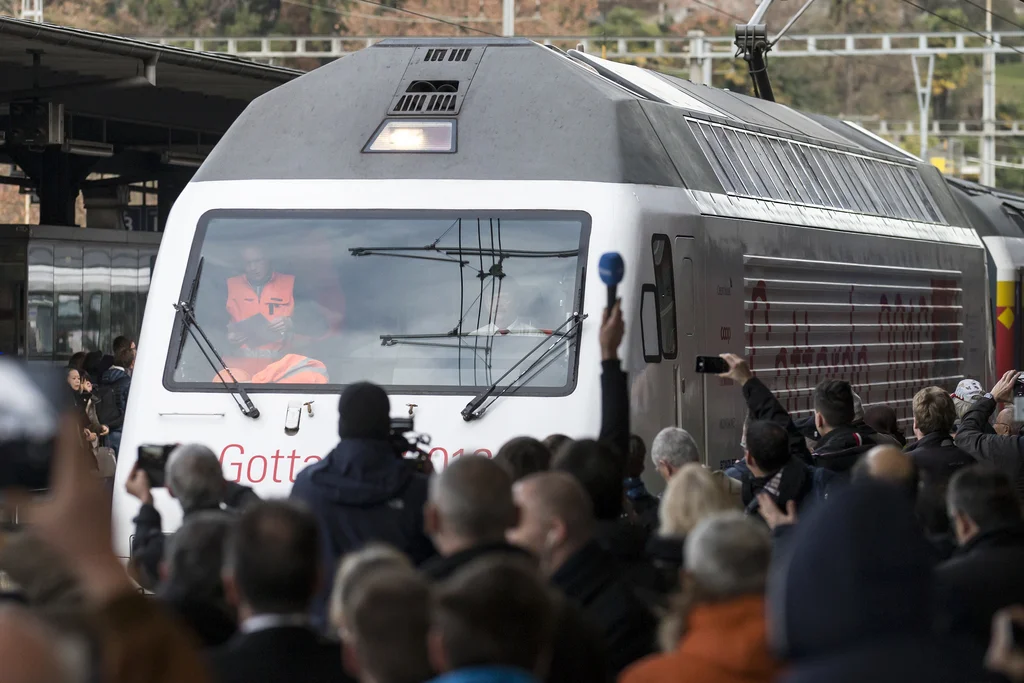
[598,252,625,312]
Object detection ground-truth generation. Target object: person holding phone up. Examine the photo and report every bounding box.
[717,354,840,535]
[955,370,1024,500]
[127,444,259,590]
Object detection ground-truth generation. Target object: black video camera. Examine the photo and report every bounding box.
[389,416,433,474]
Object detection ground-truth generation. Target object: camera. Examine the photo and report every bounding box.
[389,416,433,474]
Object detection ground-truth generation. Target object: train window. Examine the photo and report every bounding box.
[84,248,111,353]
[640,285,661,363]
[111,248,139,345]
[167,211,589,394]
[651,234,678,359]
[27,244,54,357]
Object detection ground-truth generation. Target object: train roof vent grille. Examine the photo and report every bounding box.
[389,80,460,115]
[424,48,447,62]
[687,120,947,225]
[448,48,472,61]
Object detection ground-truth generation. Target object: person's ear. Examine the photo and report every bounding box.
[428,627,449,674]
[158,561,169,584]
[744,451,754,469]
[814,411,825,431]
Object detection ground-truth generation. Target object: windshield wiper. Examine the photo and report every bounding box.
[173,262,260,420]
[461,312,587,422]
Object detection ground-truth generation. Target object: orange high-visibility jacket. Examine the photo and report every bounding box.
[226,273,295,350]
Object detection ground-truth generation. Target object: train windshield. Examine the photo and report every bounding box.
[167,211,589,394]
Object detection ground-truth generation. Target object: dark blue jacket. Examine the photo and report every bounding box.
[290,438,436,626]
[768,480,988,683]
[99,366,131,420]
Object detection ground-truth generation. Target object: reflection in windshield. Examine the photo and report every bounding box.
[172,213,586,391]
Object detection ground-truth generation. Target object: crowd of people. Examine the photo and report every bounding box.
[7,305,1024,683]
[65,335,137,466]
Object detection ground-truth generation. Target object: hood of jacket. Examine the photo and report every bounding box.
[767,480,934,661]
[100,366,130,385]
[594,518,648,561]
[302,439,417,507]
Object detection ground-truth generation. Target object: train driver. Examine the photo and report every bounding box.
[226,245,297,356]
[471,280,546,336]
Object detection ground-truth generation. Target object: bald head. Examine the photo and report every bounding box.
[0,606,77,683]
[854,445,918,500]
[507,473,598,565]
[428,456,517,544]
[995,408,1023,437]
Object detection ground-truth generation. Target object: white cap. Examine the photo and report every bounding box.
[952,379,984,402]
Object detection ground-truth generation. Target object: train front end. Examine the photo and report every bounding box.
[111,37,673,556]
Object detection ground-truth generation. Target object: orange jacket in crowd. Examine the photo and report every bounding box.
[619,595,781,683]
[226,272,295,352]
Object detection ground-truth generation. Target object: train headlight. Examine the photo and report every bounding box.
[364,119,456,153]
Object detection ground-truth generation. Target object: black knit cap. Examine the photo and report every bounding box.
[338,382,391,440]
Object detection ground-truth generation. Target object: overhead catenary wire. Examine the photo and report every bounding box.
[957,0,1024,34]
[280,0,501,36]
[688,0,845,59]
[895,0,1024,58]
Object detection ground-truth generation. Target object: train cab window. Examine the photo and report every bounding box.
[167,211,589,394]
[651,234,678,359]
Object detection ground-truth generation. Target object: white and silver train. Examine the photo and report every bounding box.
[111,37,989,557]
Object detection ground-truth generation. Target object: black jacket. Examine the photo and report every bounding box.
[131,501,221,590]
[290,438,436,627]
[593,519,667,603]
[811,424,891,472]
[645,535,684,592]
[906,431,976,484]
[99,366,131,423]
[742,458,838,520]
[599,359,630,468]
[955,396,1024,498]
[420,541,611,683]
[743,377,813,465]
[768,480,987,683]
[935,525,1024,647]
[208,625,353,683]
[551,540,657,676]
[159,591,237,648]
[131,483,260,590]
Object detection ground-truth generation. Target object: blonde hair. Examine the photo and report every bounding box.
[913,386,956,435]
[329,544,412,633]
[658,464,734,537]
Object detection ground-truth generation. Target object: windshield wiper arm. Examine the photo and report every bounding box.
[461,312,587,422]
[173,299,260,420]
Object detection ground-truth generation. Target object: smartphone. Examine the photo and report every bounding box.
[0,358,74,493]
[695,355,729,374]
[136,444,177,488]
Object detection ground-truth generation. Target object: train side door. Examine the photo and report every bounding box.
[654,233,705,457]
